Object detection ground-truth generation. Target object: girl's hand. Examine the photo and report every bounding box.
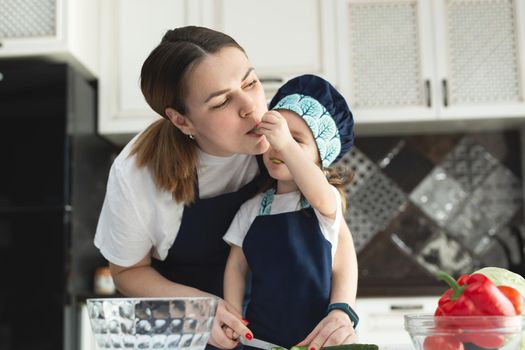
[256,111,295,152]
[209,299,253,349]
[296,309,357,350]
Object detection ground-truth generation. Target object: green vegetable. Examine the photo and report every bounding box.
[475,267,525,350]
[279,345,378,350]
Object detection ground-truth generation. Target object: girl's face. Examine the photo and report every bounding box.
[263,110,321,192]
[179,46,270,156]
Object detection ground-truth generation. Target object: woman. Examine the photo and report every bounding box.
[94,26,358,349]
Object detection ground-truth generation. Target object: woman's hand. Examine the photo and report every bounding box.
[296,310,357,350]
[209,299,253,349]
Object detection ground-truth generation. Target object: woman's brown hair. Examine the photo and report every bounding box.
[130,26,245,204]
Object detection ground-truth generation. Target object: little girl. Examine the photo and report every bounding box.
[222,74,358,349]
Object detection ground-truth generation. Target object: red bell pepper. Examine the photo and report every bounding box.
[436,272,516,316]
[423,336,464,350]
[427,271,522,350]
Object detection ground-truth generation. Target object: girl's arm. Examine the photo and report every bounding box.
[109,252,252,349]
[258,111,337,218]
[224,245,250,314]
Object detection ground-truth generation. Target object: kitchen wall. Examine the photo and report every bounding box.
[340,129,525,295]
[81,128,525,297]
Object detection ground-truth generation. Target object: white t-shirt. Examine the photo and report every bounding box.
[94,134,259,267]
[223,187,342,264]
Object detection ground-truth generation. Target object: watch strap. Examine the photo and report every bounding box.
[326,302,359,329]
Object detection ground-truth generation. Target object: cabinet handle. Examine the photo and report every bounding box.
[442,79,448,107]
[425,80,431,107]
[259,77,284,84]
[390,304,423,311]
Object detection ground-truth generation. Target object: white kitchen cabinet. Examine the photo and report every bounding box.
[201,0,338,95]
[337,0,525,124]
[98,0,201,138]
[0,0,99,79]
[355,296,439,346]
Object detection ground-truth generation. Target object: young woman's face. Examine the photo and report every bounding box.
[182,46,270,156]
[263,110,321,190]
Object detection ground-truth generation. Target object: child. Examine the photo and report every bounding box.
[222,74,357,348]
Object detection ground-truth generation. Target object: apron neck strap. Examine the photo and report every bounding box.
[258,188,310,216]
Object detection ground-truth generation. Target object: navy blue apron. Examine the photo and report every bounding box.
[243,189,332,349]
[152,156,267,298]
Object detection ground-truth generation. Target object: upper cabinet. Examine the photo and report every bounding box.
[98,0,336,138]
[201,0,338,95]
[98,0,191,136]
[337,0,525,124]
[98,0,525,138]
[0,0,99,79]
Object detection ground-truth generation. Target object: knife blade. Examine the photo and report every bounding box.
[240,336,288,350]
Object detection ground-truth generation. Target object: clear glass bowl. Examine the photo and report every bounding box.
[86,297,218,350]
[405,314,525,350]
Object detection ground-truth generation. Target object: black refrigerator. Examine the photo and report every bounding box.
[0,59,119,350]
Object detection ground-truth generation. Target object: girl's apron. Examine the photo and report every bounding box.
[243,189,332,348]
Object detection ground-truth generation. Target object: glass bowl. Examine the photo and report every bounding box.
[405,314,525,350]
[86,297,218,350]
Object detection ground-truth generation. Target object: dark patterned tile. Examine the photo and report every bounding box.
[345,205,379,253]
[357,230,441,287]
[382,141,435,192]
[338,147,377,197]
[351,170,408,233]
[472,130,522,179]
[409,166,467,226]
[384,203,437,253]
[448,165,522,254]
[414,230,479,277]
[354,136,403,163]
[407,134,463,164]
[486,224,525,276]
[440,136,498,193]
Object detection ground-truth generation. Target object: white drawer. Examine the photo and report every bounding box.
[355,296,439,346]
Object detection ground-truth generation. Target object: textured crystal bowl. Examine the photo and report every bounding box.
[86,297,218,350]
[405,314,525,350]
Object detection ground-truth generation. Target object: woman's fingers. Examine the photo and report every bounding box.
[215,299,253,342]
[320,323,355,347]
[209,319,239,349]
[296,311,355,350]
[208,300,244,349]
[220,310,253,341]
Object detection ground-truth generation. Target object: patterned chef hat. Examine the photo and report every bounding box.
[269,74,355,168]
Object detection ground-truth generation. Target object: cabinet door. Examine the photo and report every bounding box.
[0,0,99,79]
[434,0,525,119]
[0,0,63,53]
[202,0,337,97]
[337,0,437,123]
[98,0,190,136]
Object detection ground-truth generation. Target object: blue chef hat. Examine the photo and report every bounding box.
[269,74,355,168]
[269,74,354,167]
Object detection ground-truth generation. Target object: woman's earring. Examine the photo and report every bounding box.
[188,133,195,140]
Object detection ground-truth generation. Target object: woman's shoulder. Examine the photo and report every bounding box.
[108,135,167,200]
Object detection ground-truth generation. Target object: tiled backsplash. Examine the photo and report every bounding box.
[340,130,525,294]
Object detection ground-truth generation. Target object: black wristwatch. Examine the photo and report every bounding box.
[326,303,359,329]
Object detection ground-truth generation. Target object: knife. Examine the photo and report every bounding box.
[240,336,288,350]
